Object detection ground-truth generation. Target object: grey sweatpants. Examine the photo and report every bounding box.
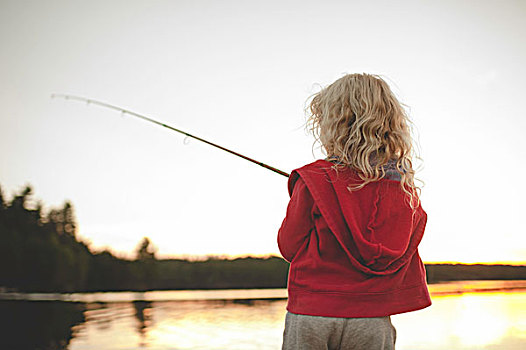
[282,312,396,350]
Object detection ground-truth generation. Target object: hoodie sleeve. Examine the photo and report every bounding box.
[277,176,314,263]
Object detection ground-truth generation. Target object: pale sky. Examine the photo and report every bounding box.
[1,0,525,263]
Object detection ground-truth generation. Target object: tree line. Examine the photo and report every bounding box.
[0,184,289,293]
[0,184,524,293]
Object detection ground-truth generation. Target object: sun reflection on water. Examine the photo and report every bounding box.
[393,290,526,350]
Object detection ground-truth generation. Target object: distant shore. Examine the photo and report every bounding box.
[1,258,525,294]
[424,263,526,283]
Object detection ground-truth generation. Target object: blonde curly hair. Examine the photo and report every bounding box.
[307,73,420,208]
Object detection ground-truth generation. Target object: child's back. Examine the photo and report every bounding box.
[278,73,430,350]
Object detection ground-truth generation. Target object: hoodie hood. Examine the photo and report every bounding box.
[288,159,427,276]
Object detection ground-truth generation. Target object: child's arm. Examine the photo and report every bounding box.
[277,177,314,262]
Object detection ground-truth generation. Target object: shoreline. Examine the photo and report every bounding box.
[1,280,526,303]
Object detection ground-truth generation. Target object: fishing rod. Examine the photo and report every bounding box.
[51,94,290,178]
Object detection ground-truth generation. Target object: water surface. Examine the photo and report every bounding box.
[1,281,525,349]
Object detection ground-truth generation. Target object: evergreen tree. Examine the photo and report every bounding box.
[135,237,158,291]
[136,237,157,261]
[0,184,4,209]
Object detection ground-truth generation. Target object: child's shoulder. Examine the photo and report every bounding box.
[288,159,357,195]
[290,159,333,180]
[293,159,333,172]
[287,160,328,195]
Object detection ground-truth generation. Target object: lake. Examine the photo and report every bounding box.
[1,280,525,349]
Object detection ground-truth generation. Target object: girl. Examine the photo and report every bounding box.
[278,73,431,350]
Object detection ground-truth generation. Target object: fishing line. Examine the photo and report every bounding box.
[51,94,290,178]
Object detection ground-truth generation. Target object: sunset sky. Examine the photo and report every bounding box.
[1,0,525,264]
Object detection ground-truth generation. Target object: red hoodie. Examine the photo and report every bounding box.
[278,160,431,318]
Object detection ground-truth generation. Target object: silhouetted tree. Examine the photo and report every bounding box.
[136,237,157,260]
[134,237,158,291]
[0,184,5,210]
[48,201,77,237]
[0,185,94,292]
